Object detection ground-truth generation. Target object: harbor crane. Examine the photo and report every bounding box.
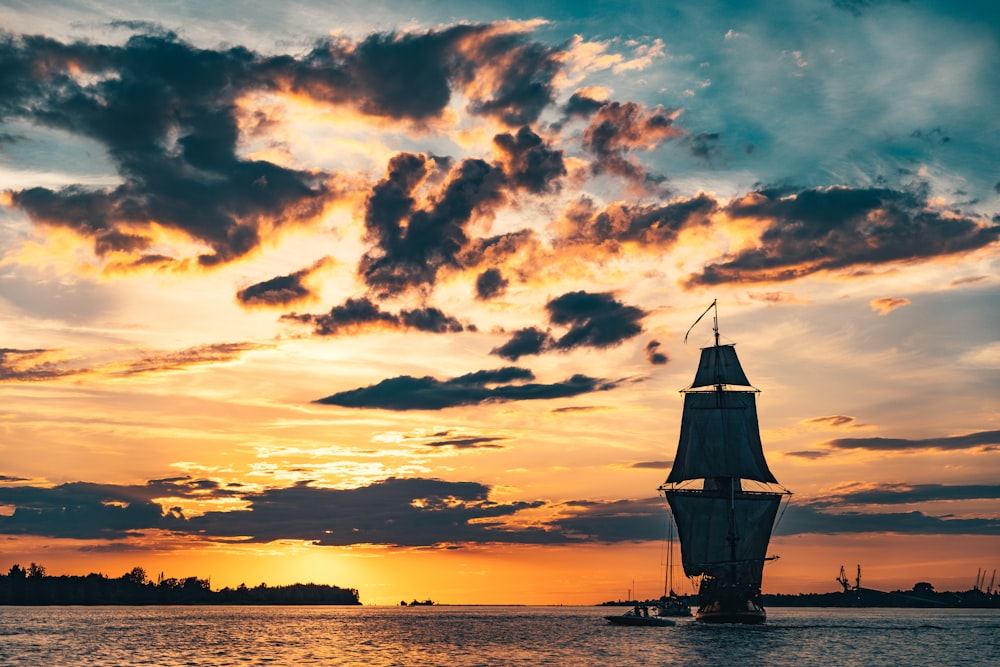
[837,564,861,592]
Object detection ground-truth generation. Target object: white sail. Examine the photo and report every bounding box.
[665,391,778,484]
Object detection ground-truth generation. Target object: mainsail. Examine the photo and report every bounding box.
[660,301,789,624]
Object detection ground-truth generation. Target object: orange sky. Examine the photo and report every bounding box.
[1,1,998,604]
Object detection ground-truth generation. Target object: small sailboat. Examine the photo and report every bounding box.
[658,301,790,624]
[651,516,691,617]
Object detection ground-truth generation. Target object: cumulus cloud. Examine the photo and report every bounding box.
[581,101,683,187]
[0,22,568,271]
[555,195,716,251]
[474,267,509,300]
[688,186,1000,286]
[358,153,507,296]
[315,366,620,410]
[493,126,566,193]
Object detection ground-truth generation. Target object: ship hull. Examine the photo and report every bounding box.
[695,582,767,624]
[695,604,766,624]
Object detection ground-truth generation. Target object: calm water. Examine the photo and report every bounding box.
[0,605,997,666]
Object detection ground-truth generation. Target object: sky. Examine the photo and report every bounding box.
[1,0,998,605]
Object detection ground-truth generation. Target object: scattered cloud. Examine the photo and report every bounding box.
[824,429,1000,452]
[236,257,332,308]
[581,101,682,189]
[492,291,645,360]
[474,267,509,300]
[810,483,1000,507]
[282,297,467,336]
[688,186,1000,286]
[1,343,262,382]
[806,415,863,429]
[870,296,910,315]
[645,340,668,365]
[315,366,621,410]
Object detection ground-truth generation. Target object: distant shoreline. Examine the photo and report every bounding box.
[598,588,1000,609]
[1,566,360,606]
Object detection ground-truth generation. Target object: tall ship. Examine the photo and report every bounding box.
[659,301,790,624]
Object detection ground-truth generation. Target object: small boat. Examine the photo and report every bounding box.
[651,594,691,617]
[605,605,676,626]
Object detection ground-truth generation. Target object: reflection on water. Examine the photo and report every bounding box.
[0,606,997,666]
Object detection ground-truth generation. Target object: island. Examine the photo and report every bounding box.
[0,563,360,605]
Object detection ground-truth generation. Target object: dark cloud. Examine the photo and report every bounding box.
[775,503,1000,536]
[491,327,553,361]
[282,297,466,336]
[811,483,1000,507]
[645,340,667,365]
[689,131,722,162]
[423,436,507,450]
[0,477,235,539]
[267,24,562,126]
[546,498,668,543]
[1,29,336,267]
[452,30,562,126]
[474,268,509,300]
[556,195,716,250]
[359,153,507,295]
[493,126,566,193]
[562,90,605,119]
[236,258,331,308]
[459,229,537,271]
[581,101,681,186]
[315,366,619,410]
[824,429,1000,452]
[0,23,567,270]
[546,290,645,350]
[492,291,646,361]
[688,186,1000,286]
[3,476,999,546]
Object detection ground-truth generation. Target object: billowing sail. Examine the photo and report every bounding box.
[665,391,778,484]
[690,344,751,389]
[665,490,782,581]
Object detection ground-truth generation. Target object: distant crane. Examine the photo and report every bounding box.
[837,564,861,592]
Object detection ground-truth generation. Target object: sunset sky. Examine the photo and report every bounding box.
[1,0,998,605]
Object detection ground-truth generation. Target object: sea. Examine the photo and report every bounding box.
[0,605,997,666]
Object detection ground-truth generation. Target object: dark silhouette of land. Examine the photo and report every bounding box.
[600,584,1000,609]
[0,564,360,605]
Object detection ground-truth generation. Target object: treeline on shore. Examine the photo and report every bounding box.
[0,563,360,605]
[763,587,1000,609]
